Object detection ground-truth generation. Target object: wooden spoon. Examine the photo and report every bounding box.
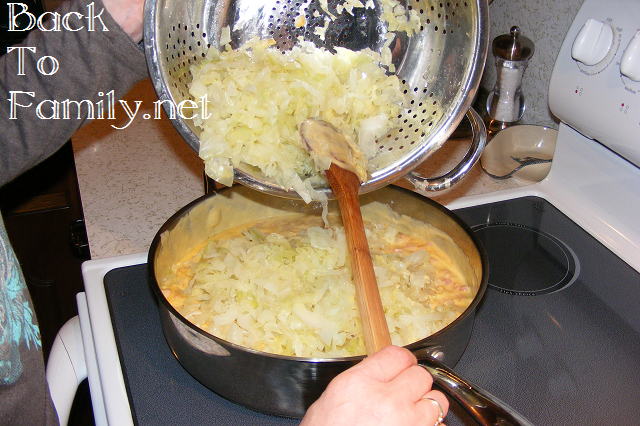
[300,118,391,355]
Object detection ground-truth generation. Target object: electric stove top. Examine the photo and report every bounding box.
[77,0,640,424]
[89,190,639,426]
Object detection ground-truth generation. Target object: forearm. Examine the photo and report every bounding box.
[0,0,148,186]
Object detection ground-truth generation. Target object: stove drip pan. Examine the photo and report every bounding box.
[472,223,579,295]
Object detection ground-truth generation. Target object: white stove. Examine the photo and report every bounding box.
[53,0,640,424]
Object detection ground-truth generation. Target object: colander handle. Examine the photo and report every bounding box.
[404,107,487,192]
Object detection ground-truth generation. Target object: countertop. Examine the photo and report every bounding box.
[72,79,528,260]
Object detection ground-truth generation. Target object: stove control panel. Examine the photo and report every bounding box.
[549,0,640,168]
[620,31,640,82]
[571,18,614,66]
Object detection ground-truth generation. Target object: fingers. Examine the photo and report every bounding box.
[416,390,449,426]
[354,345,417,382]
[303,346,450,426]
[389,363,434,401]
[390,360,449,425]
[354,346,443,407]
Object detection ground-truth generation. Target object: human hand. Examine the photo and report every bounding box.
[102,0,145,43]
[300,345,449,426]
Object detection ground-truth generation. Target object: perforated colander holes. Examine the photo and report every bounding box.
[265,1,355,52]
[266,0,461,51]
[376,88,437,154]
[267,0,311,51]
[165,23,211,100]
[407,0,467,34]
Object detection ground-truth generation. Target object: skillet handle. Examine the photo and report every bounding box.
[404,107,487,192]
[419,358,536,426]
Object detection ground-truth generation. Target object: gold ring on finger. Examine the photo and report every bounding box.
[421,397,444,426]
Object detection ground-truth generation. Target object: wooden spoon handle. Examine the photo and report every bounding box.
[326,164,392,355]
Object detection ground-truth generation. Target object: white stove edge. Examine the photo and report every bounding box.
[80,252,147,426]
[79,122,640,425]
[76,294,107,426]
[443,123,640,275]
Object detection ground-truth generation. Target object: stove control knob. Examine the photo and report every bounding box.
[571,18,614,66]
[621,31,640,81]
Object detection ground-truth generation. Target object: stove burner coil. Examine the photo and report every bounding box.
[472,223,579,295]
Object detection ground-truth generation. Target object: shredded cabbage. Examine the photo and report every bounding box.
[381,0,422,35]
[161,203,476,358]
[189,38,407,203]
[317,0,420,38]
[187,0,424,202]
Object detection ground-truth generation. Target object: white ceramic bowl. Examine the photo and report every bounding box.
[480,125,558,184]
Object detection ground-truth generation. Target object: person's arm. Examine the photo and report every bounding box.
[0,0,148,187]
[300,345,449,426]
[102,0,145,43]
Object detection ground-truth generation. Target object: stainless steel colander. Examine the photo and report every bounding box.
[143,0,489,198]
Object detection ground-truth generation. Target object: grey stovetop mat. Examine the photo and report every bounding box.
[103,264,300,426]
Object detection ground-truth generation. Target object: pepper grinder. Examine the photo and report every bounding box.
[485,26,535,134]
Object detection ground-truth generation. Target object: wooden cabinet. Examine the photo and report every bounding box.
[0,141,90,360]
